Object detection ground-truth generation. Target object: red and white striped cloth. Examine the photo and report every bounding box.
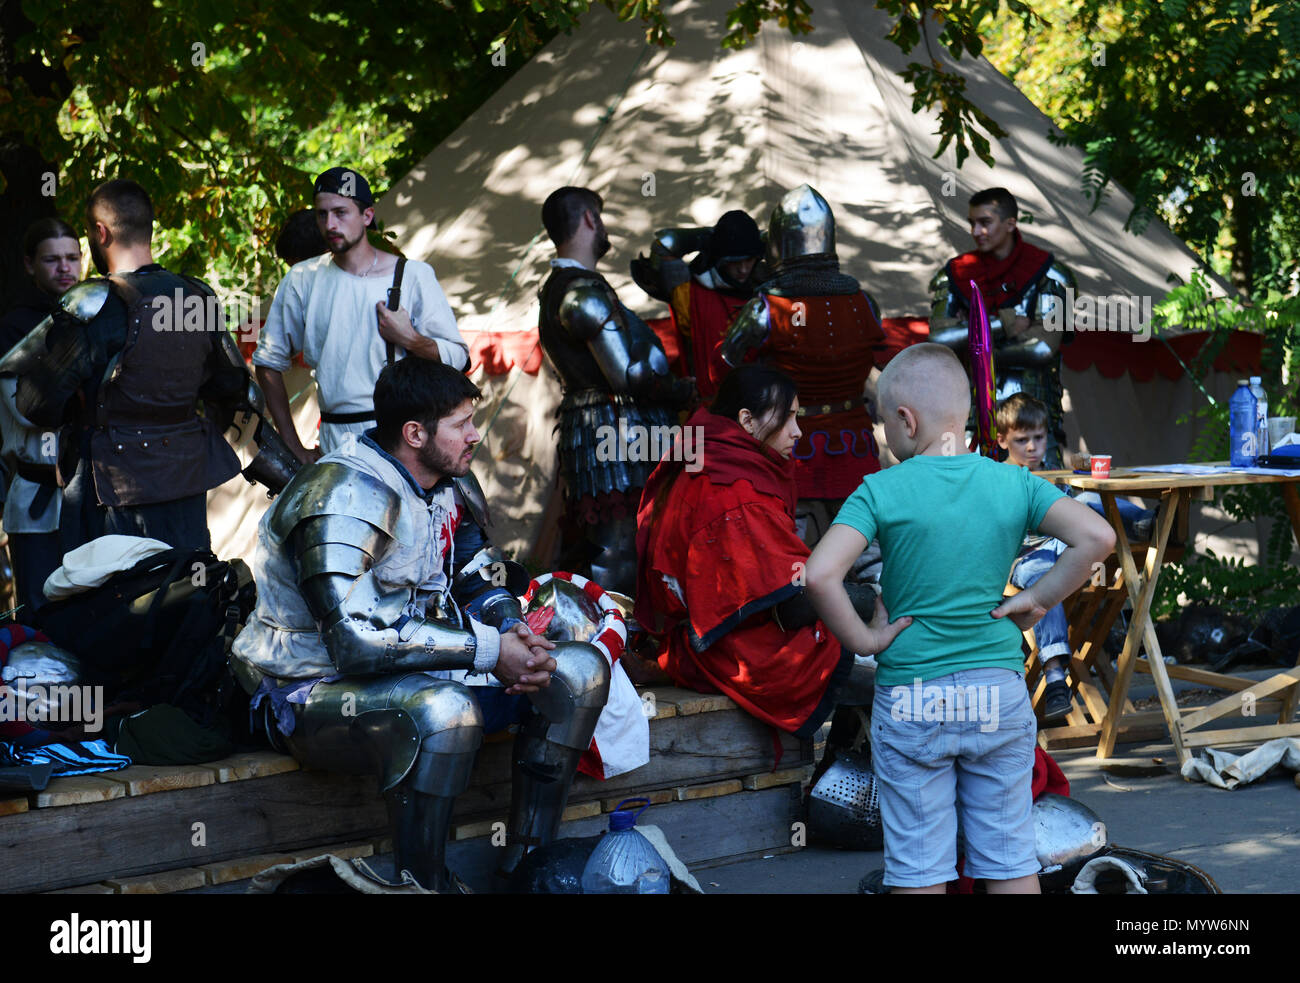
[523,572,649,780]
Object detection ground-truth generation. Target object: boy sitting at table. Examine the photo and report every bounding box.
[996,393,1155,721]
[805,343,1114,894]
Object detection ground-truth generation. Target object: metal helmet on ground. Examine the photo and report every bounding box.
[807,748,883,850]
[766,184,836,271]
[1,642,85,725]
[1033,793,1107,890]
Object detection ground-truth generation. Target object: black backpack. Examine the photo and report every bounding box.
[35,547,256,729]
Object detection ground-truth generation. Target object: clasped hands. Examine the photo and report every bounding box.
[494,622,558,695]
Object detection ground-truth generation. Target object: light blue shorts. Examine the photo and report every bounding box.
[871,667,1039,887]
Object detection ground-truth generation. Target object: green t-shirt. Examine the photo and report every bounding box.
[833,453,1065,686]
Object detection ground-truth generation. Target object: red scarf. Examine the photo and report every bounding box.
[948,231,1053,311]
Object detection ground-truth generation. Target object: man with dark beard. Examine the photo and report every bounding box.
[232,358,610,891]
[254,167,468,464]
[0,180,245,553]
[537,186,693,595]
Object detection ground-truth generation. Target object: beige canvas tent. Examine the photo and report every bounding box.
[213,0,1259,564]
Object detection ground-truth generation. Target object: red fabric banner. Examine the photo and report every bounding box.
[467,317,678,377]
[875,318,1263,381]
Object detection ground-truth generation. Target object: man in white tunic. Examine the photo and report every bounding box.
[253,167,469,463]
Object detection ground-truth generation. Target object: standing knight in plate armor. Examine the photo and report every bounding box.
[230,358,610,891]
[537,187,693,596]
[928,187,1076,469]
[722,185,889,546]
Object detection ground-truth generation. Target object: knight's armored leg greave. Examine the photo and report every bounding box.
[498,710,585,877]
[382,679,483,890]
[500,642,611,874]
[385,787,459,892]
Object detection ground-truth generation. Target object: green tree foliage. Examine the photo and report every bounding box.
[5,0,1296,308]
[985,0,1300,297]
[1,0,1052,305]
[1,0,583,301]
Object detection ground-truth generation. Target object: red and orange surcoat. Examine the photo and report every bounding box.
[761,292,887,500]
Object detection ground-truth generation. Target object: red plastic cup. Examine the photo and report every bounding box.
[1091,454,1112,479]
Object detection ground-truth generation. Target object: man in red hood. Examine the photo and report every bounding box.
[928,188,1076,469]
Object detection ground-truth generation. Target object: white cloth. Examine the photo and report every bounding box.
[0,377,61,534]
[232,437,499,681]
[1180,737,1300,789]
[592,660,650,778]
[252,254,469,453]
[43,535,171,601]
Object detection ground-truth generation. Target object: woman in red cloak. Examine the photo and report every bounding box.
[634,366,908,737]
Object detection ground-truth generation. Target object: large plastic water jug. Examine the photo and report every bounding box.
[580,797,670,894]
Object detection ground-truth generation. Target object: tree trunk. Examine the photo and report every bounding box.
[1228,191,1255,300]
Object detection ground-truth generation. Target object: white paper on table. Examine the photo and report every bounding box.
[1129,464,1241,476]
[1233,466,1300,477]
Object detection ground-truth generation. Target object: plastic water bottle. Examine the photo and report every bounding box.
[1249,376,1269,457]
[1229,380,1257,467]
[580,797,670,894]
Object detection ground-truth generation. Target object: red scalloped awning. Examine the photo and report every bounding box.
[875,318,1262,381]
[1060,329,1261,380]
[468,330,545,375]
[469,316,681,377]
[468,317,1263,382]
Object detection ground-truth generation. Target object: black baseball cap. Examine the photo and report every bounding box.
[313,167,377,228]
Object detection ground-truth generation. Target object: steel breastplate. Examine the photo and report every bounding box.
[538,267,616,393]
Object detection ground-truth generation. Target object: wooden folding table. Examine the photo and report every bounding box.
[1047,466,1300,765]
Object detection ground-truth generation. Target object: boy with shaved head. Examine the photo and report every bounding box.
[805,343,1113,895]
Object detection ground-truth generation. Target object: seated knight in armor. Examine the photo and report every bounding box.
[928,187,1076,469]
[630,209,765,400]
[635,364,906,739]
[230,358,610,891]
[721,185,890,548]
[537,186,693,596]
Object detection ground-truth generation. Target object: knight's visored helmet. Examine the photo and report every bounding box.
[766,184,835,270]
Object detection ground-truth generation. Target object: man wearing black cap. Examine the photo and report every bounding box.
[254,167,468,462]
[632,210,764,400]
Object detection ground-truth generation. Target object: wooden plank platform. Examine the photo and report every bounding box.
[3,685,814,894]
